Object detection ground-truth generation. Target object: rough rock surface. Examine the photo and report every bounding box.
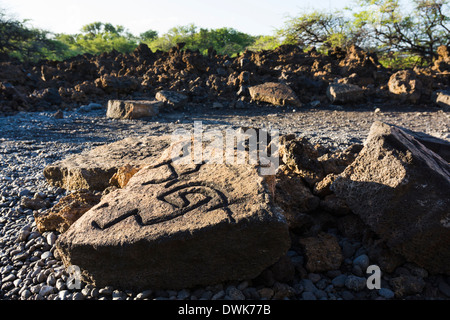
[106,100,161,119]
[155,90,188,109]
[56,160,290,290]
[326,83,364,104]
[388,70,423,103]
[249,82,302,107]
[332,121,450,274]
[298,233,343,273]
[109,164,142,188]
[279,135,324,187]
[34,191,102,234]
[43,135,172,191]
[434,90,450,109]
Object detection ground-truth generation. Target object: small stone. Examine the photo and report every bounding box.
[301,292,316,300]
[41,251,52,260]
[99,286,113,295]
[389,275,426,297]
[2,274,16,283]
[58,290,70,300]
[211,290,225,300]
[46,233,57,246]
[55,279,66,291]
[378,288,395,299]
[18,230,30,242]
[438,280,450,298]
[308,273,321,283]
[36,271,47,283]
[46,274,56,286]
[258,288,274,300]
[353,254,370,270]
[332,274,348,288]
[177,289,190,300]
[39,285,54,297]
[136,289,153,300]
[226,286,245,300]
[112,290,125,300]
[21,289,31,300]
[72,292,85,300]
[345,275,367,292]
[237,281,249,291]
[341,291,354,300]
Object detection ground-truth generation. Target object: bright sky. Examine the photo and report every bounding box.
[0,0,353,36]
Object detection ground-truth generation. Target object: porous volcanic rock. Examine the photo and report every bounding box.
[332,121,450,274]
[248,82,302,107]
[56,160,290,290]
[388,70,423,103]
[326,83,364,104]
[34,191,102,234]
[298,233,343,273]
[106,100,161,119]
[43,135,172,191]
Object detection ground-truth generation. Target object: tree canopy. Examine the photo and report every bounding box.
[1,0,449,68]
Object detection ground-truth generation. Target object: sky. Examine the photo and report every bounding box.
[0,0,354,36]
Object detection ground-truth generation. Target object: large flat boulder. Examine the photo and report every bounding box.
[249,82,302,107]
[106,100,161,119]
[326,83,364,104]
[43,135,171,191]
[332,121,450,274]
[56,160,290,290]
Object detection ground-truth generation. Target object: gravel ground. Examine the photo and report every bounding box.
[0,102,449,300]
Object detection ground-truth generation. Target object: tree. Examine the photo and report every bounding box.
[140,29,158,42]
[278,10,364,50]
[351,0,450,63]
[57,22,138,55]
[0,8,69,61]
[247,35,282,51]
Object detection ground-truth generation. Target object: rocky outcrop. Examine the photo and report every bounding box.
[332,121,450,274]
[43,135,171,191]
[56,161,290,290]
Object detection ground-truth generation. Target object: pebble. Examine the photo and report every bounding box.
[353,254,370,270]
[39,285,54,297]
[257,288,274,299]
[345,275,367,292]
[136,290,153,300]
[331,274,347,288]
[72,292,85,300]
[378,288,395,299]
[438,281,450,298]
[0,108,447,301]
[301,292,316,300]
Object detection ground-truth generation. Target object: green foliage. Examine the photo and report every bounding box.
[350,0,450,62]
[279,0,450,66]
[0,9,68,61]
[145,24,256,56]
[246,35,282,51]
[278,10,364,50]
[56,21,138,56]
